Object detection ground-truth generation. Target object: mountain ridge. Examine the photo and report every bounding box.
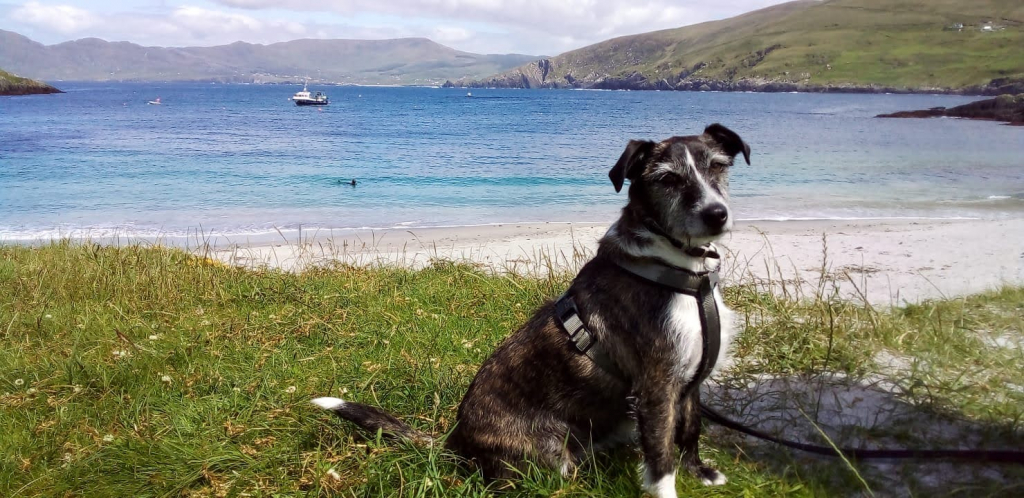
[0,30,538,86]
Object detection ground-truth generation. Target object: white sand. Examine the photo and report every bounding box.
[210,218,1024,306]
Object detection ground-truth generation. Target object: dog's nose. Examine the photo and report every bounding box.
[701,203,729,232]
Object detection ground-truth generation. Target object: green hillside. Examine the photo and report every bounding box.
[464,0,1024,93]
[0,68,61,95]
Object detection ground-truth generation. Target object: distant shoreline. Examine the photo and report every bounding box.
[444,77,1024,97]
[20,78,1017,97]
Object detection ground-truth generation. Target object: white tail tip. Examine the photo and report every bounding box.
[311,397,346,410]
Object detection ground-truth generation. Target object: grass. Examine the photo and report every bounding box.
[1,241,1022,497]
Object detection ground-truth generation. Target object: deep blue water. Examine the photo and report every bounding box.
[1,82,1022,243]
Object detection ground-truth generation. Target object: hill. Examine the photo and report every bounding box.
[0,68,61,96]
[0,30,538,86]
[451,0,1024,94]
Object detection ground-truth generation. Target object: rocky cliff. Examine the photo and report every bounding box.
[877,94,1024,124]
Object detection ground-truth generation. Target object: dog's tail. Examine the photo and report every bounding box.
[311,397,434,446]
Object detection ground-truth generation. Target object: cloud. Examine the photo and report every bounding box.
[167,6,309,44]
[4,3,321,47]
[3,1,794,54]
[10,1,99,34]
[206,0,792,53]
[431,26,472,44]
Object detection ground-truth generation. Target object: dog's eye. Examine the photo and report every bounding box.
[658,172,685,185]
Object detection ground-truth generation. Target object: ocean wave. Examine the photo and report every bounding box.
[0,220,610,245]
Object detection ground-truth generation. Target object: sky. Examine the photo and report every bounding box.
[0,0,794,55]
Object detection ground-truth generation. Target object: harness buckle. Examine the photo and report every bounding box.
[555,294,595,354]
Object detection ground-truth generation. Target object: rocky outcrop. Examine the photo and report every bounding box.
[877,94,1024,125]
[444,59,1024,96]
[0,69,61,96]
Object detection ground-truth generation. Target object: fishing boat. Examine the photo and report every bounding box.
[147,97,161,105]
[291,83,329,106]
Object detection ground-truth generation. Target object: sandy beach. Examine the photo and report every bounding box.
[210,218,1024,306]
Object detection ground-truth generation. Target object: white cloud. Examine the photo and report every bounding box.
[431,26,472,44]
[167,6,308,44]
[205,0,792,53]
[2,0,794,54]
[10,1,99,34]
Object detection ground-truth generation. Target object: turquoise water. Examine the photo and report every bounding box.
[1,83,1022,243]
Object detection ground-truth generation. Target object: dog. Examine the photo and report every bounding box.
[312,124,750,498]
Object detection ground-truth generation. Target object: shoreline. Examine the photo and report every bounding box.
[203,218,1024,307]
[3,218,1020,306]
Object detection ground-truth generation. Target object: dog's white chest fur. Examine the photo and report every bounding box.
[662,286,735,382]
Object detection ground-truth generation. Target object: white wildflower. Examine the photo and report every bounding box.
[14,379,24,386]
[326,468,342,481]
[102,434,115,442]
[285,386,296,394]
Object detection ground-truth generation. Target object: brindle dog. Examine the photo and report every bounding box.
[313,124,750,498]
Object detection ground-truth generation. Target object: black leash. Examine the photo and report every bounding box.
[554,246,1024,465]
[699,402,1024,463]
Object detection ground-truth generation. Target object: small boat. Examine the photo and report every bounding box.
[291,83,329,106]
[147,97,161,105]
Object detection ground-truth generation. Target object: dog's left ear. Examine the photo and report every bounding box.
[609,139,655,193]
[704,124,751,165]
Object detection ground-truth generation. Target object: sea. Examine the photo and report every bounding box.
[2,82,1023,245]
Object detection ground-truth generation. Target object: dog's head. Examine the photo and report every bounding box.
[608,124,750,247]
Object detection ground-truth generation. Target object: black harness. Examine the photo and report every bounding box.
[554,247,722,396]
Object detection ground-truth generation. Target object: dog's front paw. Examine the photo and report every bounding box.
[696,466,727,486]
[640,466,677,498]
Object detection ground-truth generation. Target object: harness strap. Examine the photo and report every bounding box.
[554,293,627,381]
[553,251,723,398]
[614,258,721,397]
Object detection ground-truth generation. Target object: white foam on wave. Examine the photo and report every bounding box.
[0,220,609,245]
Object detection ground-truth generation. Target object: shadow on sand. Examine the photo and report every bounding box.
[702,373,1024,497]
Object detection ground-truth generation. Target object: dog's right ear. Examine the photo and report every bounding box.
[609,140,655,193]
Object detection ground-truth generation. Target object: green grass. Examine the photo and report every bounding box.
[1,242,1022,497]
